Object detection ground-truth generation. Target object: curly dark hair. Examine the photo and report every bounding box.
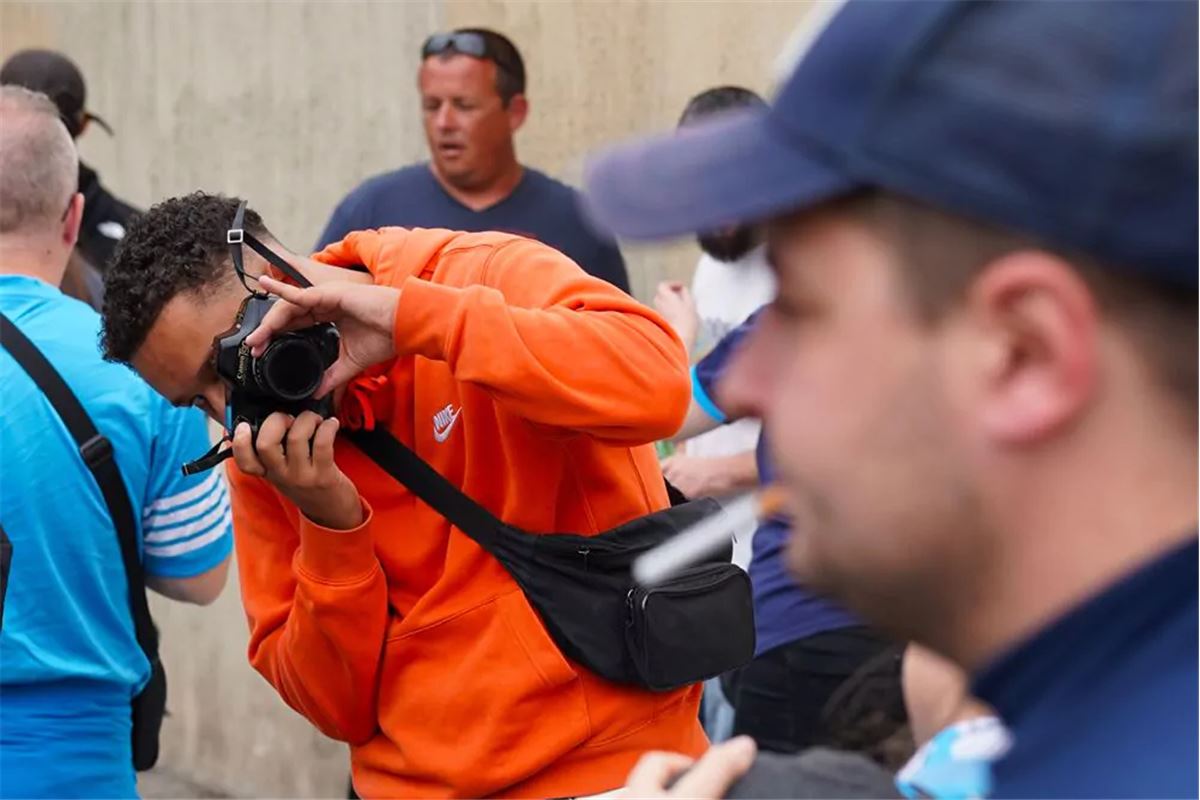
[819,643,913,771]
[100,191,270,364]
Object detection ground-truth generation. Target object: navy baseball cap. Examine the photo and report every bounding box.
[585,0,1198,287]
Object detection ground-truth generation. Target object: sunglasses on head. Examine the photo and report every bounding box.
[421,31,518,78]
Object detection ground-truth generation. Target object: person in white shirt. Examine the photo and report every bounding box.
[654,86,776,569]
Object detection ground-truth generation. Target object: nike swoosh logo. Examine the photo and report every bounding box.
[432,407,462,443]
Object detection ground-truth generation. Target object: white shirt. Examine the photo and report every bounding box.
[686,245,776,568]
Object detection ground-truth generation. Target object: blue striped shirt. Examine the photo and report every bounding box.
[0,275,233,798]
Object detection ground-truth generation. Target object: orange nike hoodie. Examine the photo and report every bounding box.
[225,227,707,798]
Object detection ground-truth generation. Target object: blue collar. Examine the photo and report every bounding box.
[973,535,1198,724]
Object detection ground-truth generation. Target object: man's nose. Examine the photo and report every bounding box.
[436,105,458,131]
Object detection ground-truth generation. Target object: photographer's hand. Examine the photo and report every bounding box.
[231,412,363,530]
[246,275,400,398]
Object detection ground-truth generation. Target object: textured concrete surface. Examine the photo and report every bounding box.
[138,766,229,799]
[1,2,812,795]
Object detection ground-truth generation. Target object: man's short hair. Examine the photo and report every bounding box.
[101,192,270,364]
[0,86,77,234]
[841,190,1198,415]
[447,28,526,105]
[678,86,766,128]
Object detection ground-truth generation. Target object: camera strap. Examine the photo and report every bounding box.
[181,437,229,476]
[228,200,313,291]
[349,428,504,547]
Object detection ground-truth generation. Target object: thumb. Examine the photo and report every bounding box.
[316,359,364,398]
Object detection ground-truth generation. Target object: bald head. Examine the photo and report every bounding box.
[0,86,78,234]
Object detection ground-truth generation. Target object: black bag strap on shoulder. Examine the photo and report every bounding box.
[348,426,756,691]
[0,522,11,631]
[0,313,159,662]
[349,428,503,545]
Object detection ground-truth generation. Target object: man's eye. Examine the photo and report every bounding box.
[769,298,803,321]
[770,287,823,320]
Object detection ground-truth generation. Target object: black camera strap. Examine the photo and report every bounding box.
[228,200,313,291]
[180,438,229,476]
[0,312,159,661]
[349,428,503,548]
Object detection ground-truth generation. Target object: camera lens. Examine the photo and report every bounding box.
[254,336,324,401]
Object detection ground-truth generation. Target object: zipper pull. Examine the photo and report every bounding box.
[578,545,590,573]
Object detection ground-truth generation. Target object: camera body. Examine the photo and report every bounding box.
[214,294,340,439]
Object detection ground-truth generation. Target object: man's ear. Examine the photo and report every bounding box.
[62,192,85,248]
[966,250,1100,445]
[506,93,529,134]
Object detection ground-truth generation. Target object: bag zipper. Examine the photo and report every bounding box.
[629,565,744,614]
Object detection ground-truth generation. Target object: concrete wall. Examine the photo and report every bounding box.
[0,2,811,796]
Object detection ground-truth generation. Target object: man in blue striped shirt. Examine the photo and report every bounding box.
[0,86,233,798]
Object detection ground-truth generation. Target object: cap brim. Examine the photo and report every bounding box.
[583,109,856,241]
[85,112,114,136]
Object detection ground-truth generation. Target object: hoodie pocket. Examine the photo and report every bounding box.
[375,590,591,794]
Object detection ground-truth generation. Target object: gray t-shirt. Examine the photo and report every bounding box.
[725,748,899,799]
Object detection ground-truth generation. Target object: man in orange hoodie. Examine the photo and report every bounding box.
[98,192,707,798]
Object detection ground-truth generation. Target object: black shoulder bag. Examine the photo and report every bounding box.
[0,523,11,631]
[0,313,166,770]
[350,428,756,692]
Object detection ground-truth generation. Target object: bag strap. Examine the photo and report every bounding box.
[0,522,11,631]
[0,312,158,659]
[348,428,504,548]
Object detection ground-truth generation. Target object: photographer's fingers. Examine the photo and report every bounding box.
[255,413,292,475]
[257,275,334,312]
[246,278,335,355]
[311,417,340,474]
[286,411,324,473]
[231,422,266,477]
[315,359,365,399]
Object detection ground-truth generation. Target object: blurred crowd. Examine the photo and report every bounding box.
[0,3,1195,800]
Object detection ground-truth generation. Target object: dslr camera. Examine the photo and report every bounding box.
[214,293,341,439]
[179,199,341,476]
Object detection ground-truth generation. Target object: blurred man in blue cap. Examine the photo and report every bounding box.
[587,1,1197,798]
